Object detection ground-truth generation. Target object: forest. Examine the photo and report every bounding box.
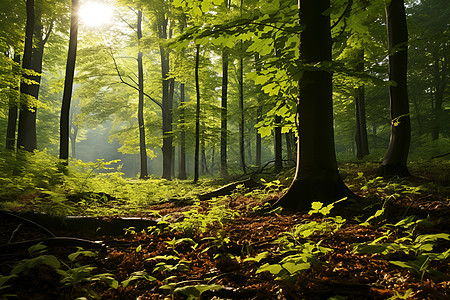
[0,0,449,299]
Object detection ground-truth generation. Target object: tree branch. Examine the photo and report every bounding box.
[109,48,162,109]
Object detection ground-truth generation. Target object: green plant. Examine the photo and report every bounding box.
[121,271,156,288]
[354,216,450,282]
[0,274,17,300]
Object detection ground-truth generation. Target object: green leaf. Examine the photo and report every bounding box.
[282,262,311,274]
[121,271,156,288]
[244,251,269,263]
[256,263,283,275]
[11,255,61,275]
[174,284,222,300]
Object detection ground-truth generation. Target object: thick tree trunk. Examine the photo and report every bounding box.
[379,0,411,177]
[276,0,353,211]
[6,54,20,151]
[137,10,148,179]
[220,49,229,178]
[194,45,200,183]
[59,0,79,162]
[274,115,282,173]
[178,83,187,180]
[17,0,35,152]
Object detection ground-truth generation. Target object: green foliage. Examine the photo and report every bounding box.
[353,216,450,282]
[173,284,222,300]
[121,271,156,288]
[169,198,239,234]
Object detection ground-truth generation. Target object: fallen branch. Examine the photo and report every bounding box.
[197,178,261,201]
[0,209,56,238]
[431,152,450,159]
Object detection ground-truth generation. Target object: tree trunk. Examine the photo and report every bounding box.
[354,49,369,159]
[274,115,282,173]
[59,0,79,162]
[239,55,246,173]
[178,83,187,179]
[285,131,295,166]
[379,0,411,177]
[431,52,447,140]
[194,45,200,183]
[17,0,35,152]
[355,86,369,159]
[6,54,20,151]
[211,146,215,175]
[220,48,229,178]
[255,54,262,167]
[69,111,77,159]
[159,16,173,180]
[137,10,148,179]
[276,0,353,211]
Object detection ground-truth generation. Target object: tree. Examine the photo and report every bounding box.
[6,54,21,150]
[59,0,79,162]
[17,0,55,152]
[136,9,148,179]
[156,7,174,180]
[194,44,201,183]
[178,82,187,179]
[276,0,354,210]
[379,0,411,177]
[355,51,369,159]
[16,0,36,152]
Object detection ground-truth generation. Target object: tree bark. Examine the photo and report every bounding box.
[194,45,201,183]
[355,50,369,159]
[431,51,447,140]
[136,10,148,179]
[59,0,79,162]
[379,0,411,177]
[274,115,282,173]
[6,54,20,151]
[159,15,173,180]
[17,0,35,152]
[276,0,353,211]
[220,48,229,178]
[239,55,246,173]
[178,83,187,179]
[255,54,262,167]
[239,0,246,174]
[355,87,369,159]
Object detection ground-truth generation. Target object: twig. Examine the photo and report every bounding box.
[0,210,55,238]
[8,223,23,244]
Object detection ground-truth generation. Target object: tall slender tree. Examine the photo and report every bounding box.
[194,44,201,183]
[60,0,79,161]
[379,0,411,177]
[220,47,229,178]
[178,82,187,179]
[137,9,148,178]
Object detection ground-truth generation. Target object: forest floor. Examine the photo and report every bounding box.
[0,161,449,300]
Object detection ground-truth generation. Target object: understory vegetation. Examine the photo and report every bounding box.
[0,152,449,299]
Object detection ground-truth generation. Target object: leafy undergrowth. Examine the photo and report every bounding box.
[0,159,449,299]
